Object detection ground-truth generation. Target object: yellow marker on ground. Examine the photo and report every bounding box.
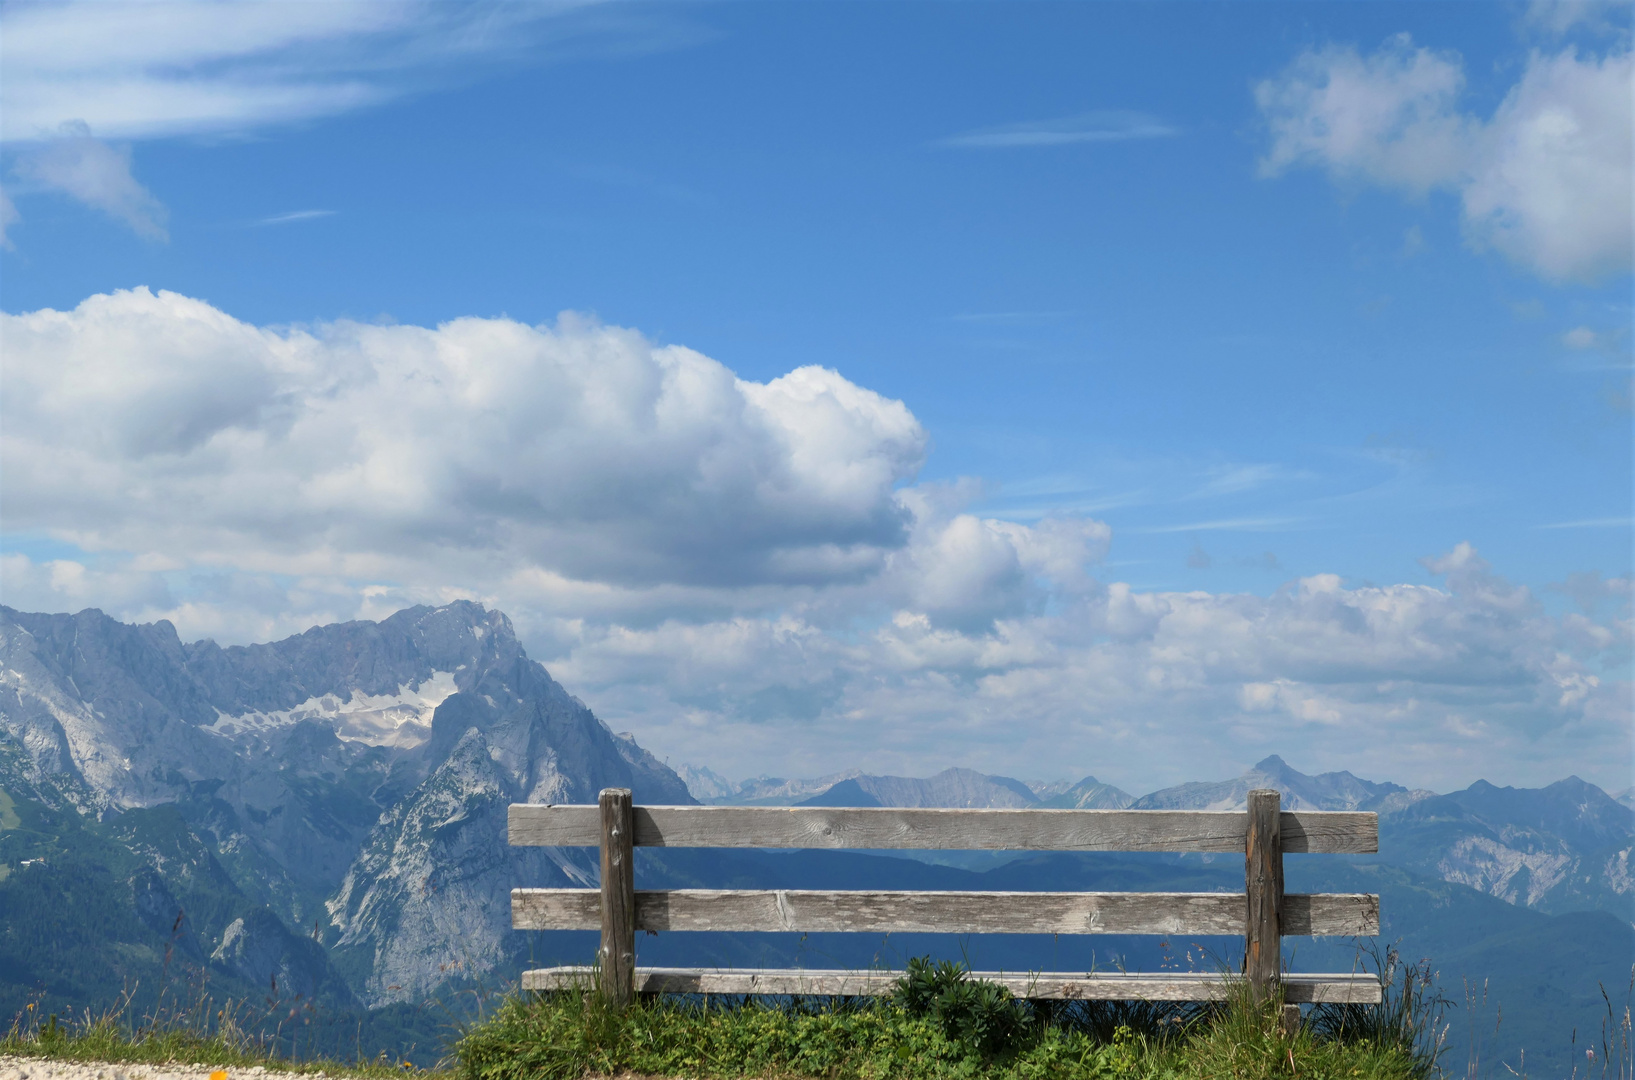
[209,1070,228,1080]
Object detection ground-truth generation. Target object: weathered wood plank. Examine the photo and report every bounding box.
[514,888,600,928]
[599,788,635,1008]
[512,889,1379,937]
[508,805,1377,854]
[519,966,1383,1004]
[1284,892,1378,936]
[1280,812,1377,855]
[1244,789,1283,1002]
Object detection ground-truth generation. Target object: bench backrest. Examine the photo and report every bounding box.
[509,789,1379,1006]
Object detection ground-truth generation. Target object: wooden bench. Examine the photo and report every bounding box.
[508,787,1382,1013]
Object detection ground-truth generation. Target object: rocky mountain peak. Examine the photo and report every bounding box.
[0,601,693,1005]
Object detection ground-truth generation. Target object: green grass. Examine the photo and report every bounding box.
[2,954,1447,1080]
[1,990,450,1078]
[453,975,1431,1080]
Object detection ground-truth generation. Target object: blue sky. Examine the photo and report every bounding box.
[1,1,1630,794]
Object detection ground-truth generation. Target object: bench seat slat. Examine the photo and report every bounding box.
[519,966,1383,1004]
[508,805,1377,854]
[512,888,1379,937]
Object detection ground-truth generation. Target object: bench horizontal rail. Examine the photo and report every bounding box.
[519,966,1383,1004]
[512,888,1379,937]
[507,805,1377,854]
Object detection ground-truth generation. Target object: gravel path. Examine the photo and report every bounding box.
[0,1058,338,1080]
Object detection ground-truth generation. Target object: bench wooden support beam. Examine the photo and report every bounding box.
[598,787,636,1009]
[512,887,1379,936]
[519,966,1384,1004]
[509,804,1378,854]
[1244,788,1283,1004]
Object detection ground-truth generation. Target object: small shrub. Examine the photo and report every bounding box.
[891,956,1034,1058]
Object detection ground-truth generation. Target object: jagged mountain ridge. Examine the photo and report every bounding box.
[799,768,1040,809]
[1035,776,1135,809]
[688,755,1632,919]
[0,601,692,1006]
[691,755,1407,814]
[702,767,1134,810]
[1128,754,1423,812]
[1383,775,1633,916]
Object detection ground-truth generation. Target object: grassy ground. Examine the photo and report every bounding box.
[454,962,1437,1080]
[2,957,1445,1080]
[1,995,446,1077]
[453,992,1425,1080]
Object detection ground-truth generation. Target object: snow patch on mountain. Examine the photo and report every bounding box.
[206,671,458,748]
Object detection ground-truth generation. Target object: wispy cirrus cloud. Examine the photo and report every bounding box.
[1538,516,1632,529]
[257,210,337,226]
[951,311,1072,324]
[1135,516,1304,534]
[936,110,1178,150]
[0,0,699,241]
[8,121,167,239]
[0,1,627,144]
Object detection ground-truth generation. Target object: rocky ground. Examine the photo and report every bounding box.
[0,1058,343,1080]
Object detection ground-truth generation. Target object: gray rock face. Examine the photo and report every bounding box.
[0,601,692,1006]
[210,908,357,1004]
[1384,776,1634,917]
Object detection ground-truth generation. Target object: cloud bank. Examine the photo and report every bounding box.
[1256,33,1633,282]
[1,290,1628,793]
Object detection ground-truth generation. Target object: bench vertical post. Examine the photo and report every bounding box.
[598,787,636,1008]
[1244,788,1283,1005]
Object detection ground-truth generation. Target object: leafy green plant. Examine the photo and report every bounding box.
[891,955,1034,1058]
[892,956,970,1017]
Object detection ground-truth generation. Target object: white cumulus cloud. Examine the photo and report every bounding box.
[1,288,926,589]
[0,290,1626,794]
[1257,34,1632,282]
[566,544,1628,793]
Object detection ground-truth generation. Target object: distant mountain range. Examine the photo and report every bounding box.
[1,602,1629,1075]
[686,755,1633,922]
